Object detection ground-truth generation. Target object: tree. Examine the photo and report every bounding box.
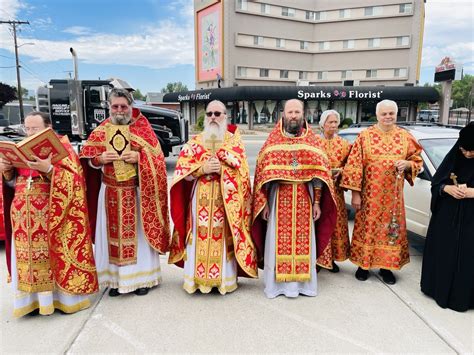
[0,82,17,108]
[161,82,188,93]
[451,74,474,108]
[133,88,146,101]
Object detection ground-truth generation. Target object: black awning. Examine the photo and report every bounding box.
[163,85,439,103]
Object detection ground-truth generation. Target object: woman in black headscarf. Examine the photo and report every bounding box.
[421,122,474,312]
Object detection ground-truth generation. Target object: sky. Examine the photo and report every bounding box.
[0,0,473,95]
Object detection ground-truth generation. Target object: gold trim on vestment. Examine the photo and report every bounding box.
[97,267,161,280]
[13,298,91,318]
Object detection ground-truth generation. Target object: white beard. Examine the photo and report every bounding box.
[111,112,132,125]
[203,119,227,142]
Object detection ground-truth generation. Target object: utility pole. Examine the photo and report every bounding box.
[0,20,30,122]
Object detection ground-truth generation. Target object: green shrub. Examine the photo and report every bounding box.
[341,118,353,127]
[195,112,205,131]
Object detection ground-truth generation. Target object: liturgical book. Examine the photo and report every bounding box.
[0,128,68,169]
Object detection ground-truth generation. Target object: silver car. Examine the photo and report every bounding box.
[338,124,460,238]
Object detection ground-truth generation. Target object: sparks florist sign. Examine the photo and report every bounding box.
[297,89,384,100]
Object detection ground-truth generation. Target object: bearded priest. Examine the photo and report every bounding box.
[80,88,170,297]
[1,111,98,317]
[169,100,258,294]
[252,99,337,299]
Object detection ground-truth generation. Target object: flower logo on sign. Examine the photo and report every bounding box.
[333,90,340,97]
[340,91,347,98]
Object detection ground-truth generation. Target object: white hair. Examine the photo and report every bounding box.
[376,99,398,115]
[206,100,227,113]
[319,109,340,128]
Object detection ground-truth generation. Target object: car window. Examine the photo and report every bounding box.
[419,138,457,169]
[338,133,359,144]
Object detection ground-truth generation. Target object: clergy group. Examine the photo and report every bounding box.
[1,88,473,317]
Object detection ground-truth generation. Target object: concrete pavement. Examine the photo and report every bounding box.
[1,227,472,354]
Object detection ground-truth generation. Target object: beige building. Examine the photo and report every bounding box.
[168,0,434,125]
[194,0,425,88]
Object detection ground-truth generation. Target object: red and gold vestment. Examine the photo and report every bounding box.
[340,125,423,270]
[169,126,257,281]
[320,135,352,261]
[3,135,98,294]
[252,121,337,277]
[80,108,170,264]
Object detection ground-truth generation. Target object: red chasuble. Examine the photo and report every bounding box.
[340,125,423,270]
[3,135,98,294]
[320,135,352,261]
[169,125,258,278]
[79,108,170,257]
[252,121,337,271]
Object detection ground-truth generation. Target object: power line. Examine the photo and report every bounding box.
[0,20,30,122]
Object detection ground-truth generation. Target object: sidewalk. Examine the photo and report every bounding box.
[1,230,472,354]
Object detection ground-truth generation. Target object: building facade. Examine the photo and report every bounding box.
[178,0,430,125]
[195,0,425,88]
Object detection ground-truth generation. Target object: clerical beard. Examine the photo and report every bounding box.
[203,118,227,142]
[111,112,132,125]
[284,117,303,135]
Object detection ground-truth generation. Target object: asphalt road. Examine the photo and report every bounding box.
[1,134,472,354]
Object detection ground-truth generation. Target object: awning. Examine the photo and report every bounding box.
[163,85,439,104]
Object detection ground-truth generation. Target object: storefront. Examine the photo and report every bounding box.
[163,85,439,128]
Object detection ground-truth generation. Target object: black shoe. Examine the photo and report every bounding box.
[108,288,120,297]
[328,261,340,273]
[379,269,396,285]
[134,287,149,296]
[355,267,369,281]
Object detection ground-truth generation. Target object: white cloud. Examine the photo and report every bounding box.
[0,0,194,71]
[63,26,93,36]
[422,0,474,73]
[4,20,194,69]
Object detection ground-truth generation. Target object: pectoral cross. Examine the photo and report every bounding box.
[26,175,34,190]
[450,173,458,186]
[291,151,299,171]
[205,134,222,155]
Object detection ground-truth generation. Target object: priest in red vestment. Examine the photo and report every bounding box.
[1,111,98,317]
[80,88,169,297]
[252,99,337,298]
[341,99,423,285]
[169,100,257,294]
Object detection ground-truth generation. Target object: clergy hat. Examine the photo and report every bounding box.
[459,122,474,151]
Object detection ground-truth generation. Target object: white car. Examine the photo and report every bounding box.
[338,124,460,238]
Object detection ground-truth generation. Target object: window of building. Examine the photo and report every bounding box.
[317,71,328,80]
[282,7,295,17]
[339,9,351,19]
[396,36,410,46]
[341,70,352,79]
[315,11,327,20]
[318,41,330,50]
[364,6,383,16]
[306,11,316,20]
[343,40,355,49]
[260,68,269,77]
[237,66,247,77]
[366,69,377,78]
[254,36,264,46]
[237,0,248,11]
[280,70,289,79]
[368,38,380,48]
[394,68,407,77]
[299,71,308,80]
[261,3,270,14]
[399,3,412,13]
[300,41,309,50]
[276,38,285,48]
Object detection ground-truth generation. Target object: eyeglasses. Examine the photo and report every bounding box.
[21,125,43,133]
[206,111,224,117]
[111,104,130,110]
